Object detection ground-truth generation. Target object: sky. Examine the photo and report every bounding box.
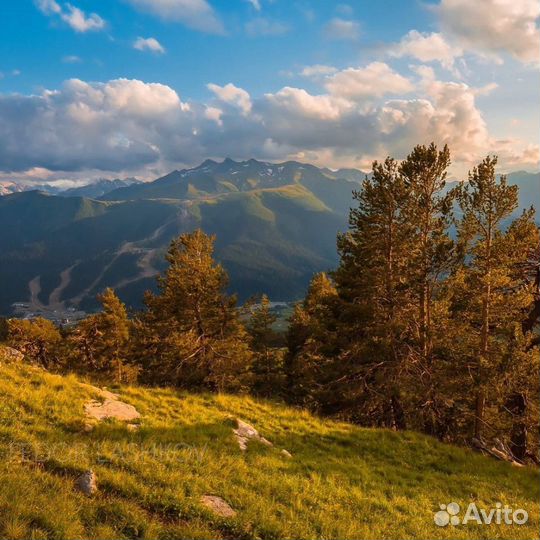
[0,0,539,185]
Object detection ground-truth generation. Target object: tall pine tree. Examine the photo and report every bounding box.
[136,230,252,392]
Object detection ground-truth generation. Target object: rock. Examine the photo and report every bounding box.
[126,423,139,432]
[200,495,236,517]
[84,399,140,422]
[75,470,97,496]
[233,418,273,451]
[281,449,292,458]
[0,346,24,363]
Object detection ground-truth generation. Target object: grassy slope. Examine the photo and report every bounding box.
[0,361,538,540]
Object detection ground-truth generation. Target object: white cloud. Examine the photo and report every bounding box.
[207,83,252,114]
[387,31,463,71]
[36,0,61,14]
[36,0,105,32]
[245,18,289,36]
[300,65,338,78]
[0,75,536,177]
[133,37,166,54]
[61,4,105,32]
[324,18,360,40]
[325,62,414,100]
[246,0,261,10]
[435,0,540,64]
[124,0,224,34]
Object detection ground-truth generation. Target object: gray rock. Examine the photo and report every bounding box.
[75,470,97,496]
[84,399,140,422]
[233,418,273,451]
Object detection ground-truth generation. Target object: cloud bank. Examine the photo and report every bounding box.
[0,67,536,179]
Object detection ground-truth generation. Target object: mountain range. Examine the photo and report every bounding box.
[0,159,537,315]
[0,177,141,198]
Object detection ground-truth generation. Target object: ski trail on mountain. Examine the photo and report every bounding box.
[28,276,45,310]
[72,212,185,304]
[48,263,78,309]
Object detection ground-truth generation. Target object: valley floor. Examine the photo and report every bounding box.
[0,359,538,540]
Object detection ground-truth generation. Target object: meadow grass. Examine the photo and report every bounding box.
[0,361,537,540]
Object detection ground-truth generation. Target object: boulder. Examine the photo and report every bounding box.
[200,495,236,517]
[233,418,273,451]
[84,399,140,422]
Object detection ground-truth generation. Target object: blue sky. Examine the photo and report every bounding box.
[0,0,538,184]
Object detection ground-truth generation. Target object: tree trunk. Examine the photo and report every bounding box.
[475,226,492,441]
[474,389,486,440]
[507,392,527,462]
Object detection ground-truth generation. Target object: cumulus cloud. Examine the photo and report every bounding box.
[207,83,252,114]
[133,37,166,54]
[387,31,463,71]
[0,75,536,178]
[124,0,224,34]
[435,0,540,64]
[325,62,414,100]
[324,18,360,40]
[36,0,105,32]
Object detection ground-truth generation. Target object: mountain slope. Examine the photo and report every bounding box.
[0,172,349,313]
[0,358,537,540]
[0,161,537,315]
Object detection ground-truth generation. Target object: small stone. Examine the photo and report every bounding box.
[126,423,139,432]
[75,470,97,496]
[200,495,236,517]
[233,418,273,451]
[281,449,292,458]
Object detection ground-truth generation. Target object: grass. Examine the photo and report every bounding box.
[0,359,538,540]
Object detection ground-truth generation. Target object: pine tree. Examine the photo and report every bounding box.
[137,230,252,392]
[331,157,414,427]
[67,288,134,383]
[247,295,284,396]
[7,318,62,368]
[454,156,538,442]
[285,272,338,408]
[398,143,455,432]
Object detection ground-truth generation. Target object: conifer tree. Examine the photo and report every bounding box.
[68,288,134,382]
[7,317,62,368]
[332,157,414,427]
[398,143,455,432]
[285,272,338,408]
[454,156,538,442]
[247,294,284,396]
[137,230,252,392]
